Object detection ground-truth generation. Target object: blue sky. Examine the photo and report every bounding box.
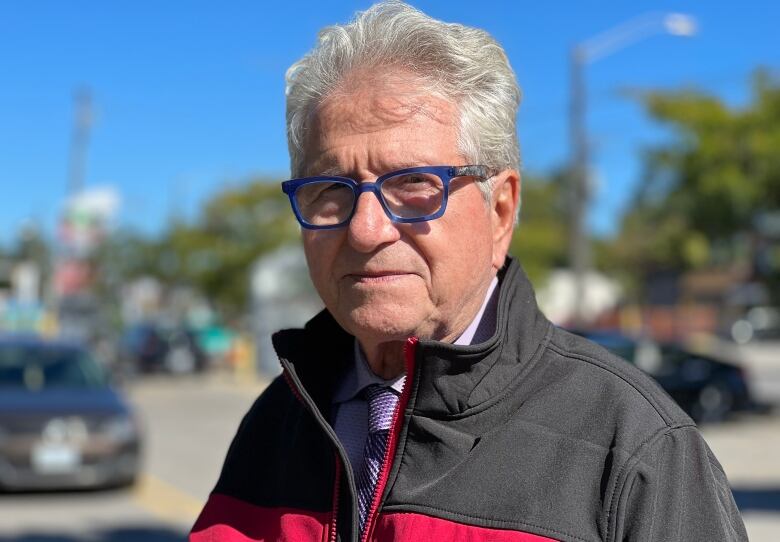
[1,1,778,247]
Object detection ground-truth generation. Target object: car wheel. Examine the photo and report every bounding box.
[692,381,734,424]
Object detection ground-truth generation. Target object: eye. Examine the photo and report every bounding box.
[296,181,350,207]
[380,172,445,218]
[405,175,428,184]
[387,173,440,191]
[294,180,355,225]
[323,183,348,193]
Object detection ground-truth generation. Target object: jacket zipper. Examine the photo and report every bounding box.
[280,359,357,541]
[329,453,342,542]
[360,336,418,542]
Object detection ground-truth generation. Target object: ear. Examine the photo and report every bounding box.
[490,169,520,271]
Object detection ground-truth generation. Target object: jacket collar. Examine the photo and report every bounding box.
[411,257,552,416]
[272,256,552,418]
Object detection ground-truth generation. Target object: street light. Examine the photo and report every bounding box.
[568,12,697,324]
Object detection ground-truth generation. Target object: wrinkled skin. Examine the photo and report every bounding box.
[301,72,519,377]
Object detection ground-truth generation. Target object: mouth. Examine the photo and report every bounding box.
[346,271,413,284]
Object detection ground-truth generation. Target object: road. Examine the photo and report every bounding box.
[0,371,778,541]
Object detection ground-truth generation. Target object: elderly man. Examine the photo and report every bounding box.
[192,3,747,541]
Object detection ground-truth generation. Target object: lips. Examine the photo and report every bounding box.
[346,271,412,283]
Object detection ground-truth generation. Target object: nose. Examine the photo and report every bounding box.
[347,189,400,253]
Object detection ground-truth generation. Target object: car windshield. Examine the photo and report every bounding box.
[0,343,108,391]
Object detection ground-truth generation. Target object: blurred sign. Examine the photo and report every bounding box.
[58,186,119,256]
[54,260,93,297]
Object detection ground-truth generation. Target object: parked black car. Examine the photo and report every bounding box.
[120,323,208,374]
[0,335,142,490]
[572,330,753,424]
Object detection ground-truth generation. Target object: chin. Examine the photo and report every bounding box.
[341,303,427,342]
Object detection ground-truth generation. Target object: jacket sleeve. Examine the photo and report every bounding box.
[611,425,748,541]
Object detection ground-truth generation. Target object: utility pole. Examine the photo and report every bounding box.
[67,87,92,196]
[58,88,95,342]
[566,13,697,326]
[569,47,589,326]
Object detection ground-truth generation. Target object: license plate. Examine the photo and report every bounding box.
[31,443,81,474]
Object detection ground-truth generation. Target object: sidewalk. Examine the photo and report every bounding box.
[702,411,780,542]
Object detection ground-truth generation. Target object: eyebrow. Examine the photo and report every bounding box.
[311,160,439,178]
[316,165,345,177]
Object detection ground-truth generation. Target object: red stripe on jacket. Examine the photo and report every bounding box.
[190,493,330,541]
[191,494,559,541]
[373,512,560,541]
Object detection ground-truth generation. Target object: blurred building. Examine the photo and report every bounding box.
[251,245,322,376]
[0,259,49,334]
[537,269,622,326]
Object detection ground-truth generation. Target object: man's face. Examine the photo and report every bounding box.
[300,73,517,348]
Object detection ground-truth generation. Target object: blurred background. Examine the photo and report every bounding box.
[1,1,778,540]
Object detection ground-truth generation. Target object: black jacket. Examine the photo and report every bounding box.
[192,257,748,542]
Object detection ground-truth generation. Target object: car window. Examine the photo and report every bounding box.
[0,344,107,390]
[659,346,713,380]
[582,334,636,363]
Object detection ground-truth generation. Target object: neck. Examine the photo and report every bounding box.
[361,340,406,380]
[357,273,499,379]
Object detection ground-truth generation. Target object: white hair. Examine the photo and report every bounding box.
[285,0,521,205]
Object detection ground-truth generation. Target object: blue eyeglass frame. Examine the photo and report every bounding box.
[280,164,497,230]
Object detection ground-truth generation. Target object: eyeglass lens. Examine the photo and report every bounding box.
[295,181,355,226]
[294,172,445,226]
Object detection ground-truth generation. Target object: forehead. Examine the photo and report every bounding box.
[303,70,461,174]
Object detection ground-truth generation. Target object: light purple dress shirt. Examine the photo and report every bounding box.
[332,276,500,473]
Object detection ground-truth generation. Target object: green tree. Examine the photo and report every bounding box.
[610,70,780,293]
[99,178,300,317]
[171,179,300,314]
[509,172,568,285]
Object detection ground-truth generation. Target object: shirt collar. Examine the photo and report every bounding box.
[333,275,500,404]
[332,341,406,402]
[453,276,498,346]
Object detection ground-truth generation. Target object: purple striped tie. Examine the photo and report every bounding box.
[357,384,399,532]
